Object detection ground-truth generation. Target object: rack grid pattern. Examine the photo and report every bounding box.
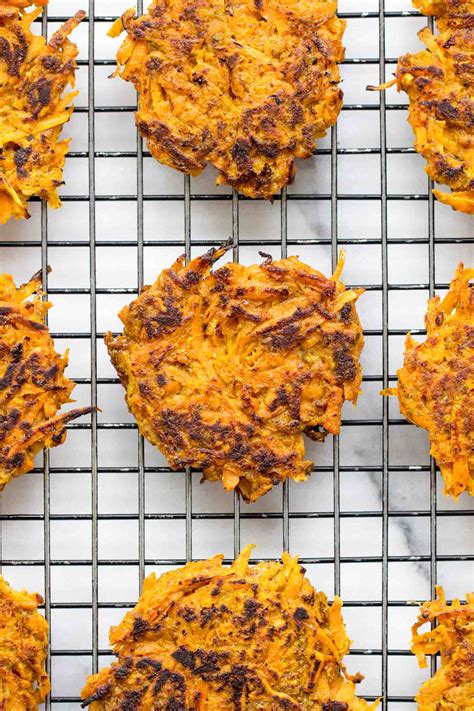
[1,1,473,709]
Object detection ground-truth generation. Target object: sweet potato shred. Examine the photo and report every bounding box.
[105,243,364,502]
[0,269,93,489]
[109,0,345,198]
[0,575,50,710]
[385,263,473,499]
[81,545,379,709]
[0,1,84,223]
[411,586,474,710]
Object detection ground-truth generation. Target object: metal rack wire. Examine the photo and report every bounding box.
[0,1,473,708]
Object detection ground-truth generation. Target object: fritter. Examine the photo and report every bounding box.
[0,1,85,224]
[108,0,345,199]
[105,243,363,502]
[0,575,50,709]
[384,263,473,499]
[81,545,378,710]
[0,269,93,490]
[411,586,474,710]
[368,0,473,213]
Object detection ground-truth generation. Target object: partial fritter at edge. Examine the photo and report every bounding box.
[0,269,94,489]
[0,575,50,709]
[411,586,474,710]
[0,0,84,223]
[369,0,474,213]
[384,263,473,499]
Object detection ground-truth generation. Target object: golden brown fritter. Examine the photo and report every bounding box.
[368,0,473,213]
[0,269,93,490]
[0,2,85,224]
[105,243,363,502]
[108,0,345,199]
[384,263,473,499]
[81,545,378,710]
[0,575,50,709]
[411,586,474,710]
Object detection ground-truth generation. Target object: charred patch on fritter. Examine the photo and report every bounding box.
[81,682,113,706]
[172,646,197,670]
[0,6,84,223]
[171,646,223,680]
[0,28,28,76]
[109,0,345,198]
[152,668,186,695]
[179,606,198,623]
[218,664,259,708]
[132,616,151,639]
[106,245,363,502]
[142,294,182,338]
[26,77,52,116]
[333,347,357,383]
[13,146,32,176]
[433,154,465,182]
[268,385,289,412]
[120,689,144,708]
[293,607,310,623]
[114,658,133,680]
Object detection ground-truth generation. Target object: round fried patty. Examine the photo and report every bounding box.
[81,546,378,710]
[109,0,345,198]
[105,243,364,502]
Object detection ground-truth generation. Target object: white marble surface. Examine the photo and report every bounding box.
[1,0,473,708]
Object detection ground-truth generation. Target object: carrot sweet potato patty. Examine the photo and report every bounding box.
[109,0,345,198]
[81,546,378,709]
[105,243,364,502]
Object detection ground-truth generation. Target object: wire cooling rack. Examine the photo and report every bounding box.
[0,0,473,708]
